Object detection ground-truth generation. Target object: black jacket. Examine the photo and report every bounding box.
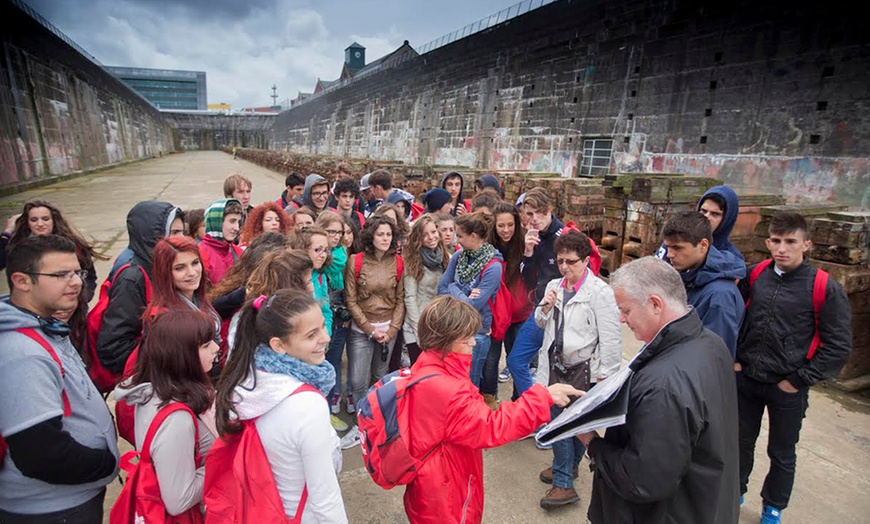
[520,215,564,303]
[587,311,739,524]
[737,259,852,388]
[96,201,179,373]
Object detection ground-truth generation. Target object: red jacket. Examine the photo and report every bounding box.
[403,351,552,523]
[199,235,242,284]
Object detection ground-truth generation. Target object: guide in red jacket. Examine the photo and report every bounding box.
[401,296,581,524]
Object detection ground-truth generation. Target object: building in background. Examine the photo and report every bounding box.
[104,66,207,110]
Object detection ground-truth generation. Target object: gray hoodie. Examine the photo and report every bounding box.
[0,297,119,514]
[301,173,329,214]
[114,382,215,516]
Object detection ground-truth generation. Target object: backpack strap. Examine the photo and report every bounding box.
[744,259,773,308]
[395,255,404,281]
[140,403,198,464]
[15,328,71,417]
[807,269,829,360]
[353,252,364,280]
[115,263,152,303]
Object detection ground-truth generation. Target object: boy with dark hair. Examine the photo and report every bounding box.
[199,199,244,284]
[658,185,744,262]
[441,171,471,216]
[0,235,119,522]
[368,170,393,201]
[334,177,365,230]
[471,188,502,215]
[279,172,305,209]
[662,210,745,357]
[736,210,852,524]
[293,174,331,217]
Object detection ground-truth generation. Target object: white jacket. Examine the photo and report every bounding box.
[534,273,623,385]
[234,370,347,523]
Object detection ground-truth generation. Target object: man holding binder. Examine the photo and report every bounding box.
[577,257,739,524]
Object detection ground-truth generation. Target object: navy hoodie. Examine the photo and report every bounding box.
[680,245,746,357]
[657,185,743,262]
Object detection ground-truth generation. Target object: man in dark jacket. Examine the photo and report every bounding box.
[657,184,744,262]
[736,211,851,524]
[577,256,739,524]
[663,210,745,357]
[97,201,182,374]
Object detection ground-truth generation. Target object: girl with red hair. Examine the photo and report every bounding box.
[238,201,291,246]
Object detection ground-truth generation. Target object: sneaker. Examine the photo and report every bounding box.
[346,393,356,414]
[330,393,341,415]
[760,505,782,524]
[539,487,580,509]
[400,349,411,369]
[539,466,579,484]
[739,495,744,507]
[498,367,511,383]
[330,414,348,432]
[340,425,360,450]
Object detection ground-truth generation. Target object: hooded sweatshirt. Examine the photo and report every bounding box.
[441,172,471,216]
[386,188,416,221]
[475,174,503,198]
[233,370,346,523]
[113,382,215,516]
[0,298,119,514]
[98,201,181,373]
[301,174,329,215]
[680,245,746,357]
[200,198,243,284]
[697,185,743,262]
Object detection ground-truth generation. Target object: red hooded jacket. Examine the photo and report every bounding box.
[403,350,553,523]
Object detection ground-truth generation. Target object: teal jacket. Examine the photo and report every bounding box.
[324,245,347,292]
[313,270,333,335]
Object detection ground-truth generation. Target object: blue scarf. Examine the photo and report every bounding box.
[252,343,336,396]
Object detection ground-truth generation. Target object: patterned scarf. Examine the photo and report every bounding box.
[252,343,336,396]
[456,242,496,285]
[204,198,241,239]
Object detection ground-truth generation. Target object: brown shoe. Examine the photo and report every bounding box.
[539,466,579,484]
[540,486,580,509]
[482,393,499,410]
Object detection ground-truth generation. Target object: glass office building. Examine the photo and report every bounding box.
[104,66,207,110]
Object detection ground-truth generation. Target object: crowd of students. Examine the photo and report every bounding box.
[0,163,852,524]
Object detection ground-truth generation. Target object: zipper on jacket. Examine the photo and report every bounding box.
[459,475,474,524]
[754,275,784,373]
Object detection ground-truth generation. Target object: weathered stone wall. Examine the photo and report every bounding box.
[268,0,870,208]
[0,1,174,189]
[163,113,276,151]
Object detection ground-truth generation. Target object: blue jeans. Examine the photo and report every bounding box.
[470,334,491,387]
[506,316,545,397]
[550,405,586,488]
[326,323,351,400]
[480,321,523,396]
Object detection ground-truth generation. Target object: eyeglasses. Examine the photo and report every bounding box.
[325,229,343,237]
[26,270,88,281]
[556,258,582,266]
[311,191,329,198]
[312,246,329,254]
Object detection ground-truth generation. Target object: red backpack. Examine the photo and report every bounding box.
[85,263,152,393]
[0,328,72,468]
[352,252,404,281]
[746,259,829,359]
[357,369,440,489]
[110,402,203,524]
[203,384,318,523]
[482,259,512,342]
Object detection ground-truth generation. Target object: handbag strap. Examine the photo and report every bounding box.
[552,302,566,359]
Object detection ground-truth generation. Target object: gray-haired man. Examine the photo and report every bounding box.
[577,257,739,524]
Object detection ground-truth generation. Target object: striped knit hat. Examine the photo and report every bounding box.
[204,198,241,239]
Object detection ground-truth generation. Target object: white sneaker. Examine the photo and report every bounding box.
[498,367,511,383]
[330,393,340,415]
[340,425,361,450]
[346,394,356,414]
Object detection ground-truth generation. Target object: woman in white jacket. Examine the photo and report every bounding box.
[215,289,347,523]
[402,215,450,364]
[114,308,219,518]
[534,229,623,510]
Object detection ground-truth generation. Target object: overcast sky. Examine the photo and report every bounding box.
[23,0,524,109]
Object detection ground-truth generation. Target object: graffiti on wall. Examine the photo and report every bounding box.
[641,153,870,208]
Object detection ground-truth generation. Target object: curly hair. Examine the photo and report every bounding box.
[360,214,399,255]
[239,201,291,244]
[405,215,449,281]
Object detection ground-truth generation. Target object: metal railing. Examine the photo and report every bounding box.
[9,0,103,66]
[301,0,559,106]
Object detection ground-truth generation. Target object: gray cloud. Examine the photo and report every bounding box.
[23,0,522,108]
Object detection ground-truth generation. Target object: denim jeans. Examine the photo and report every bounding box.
[550,405,586,489]
[326,323,352,401]
[737,372,809,510]
[470,334,491,387]
[506,316,546,396]
[481,321,523,396]
[346,329,396,406]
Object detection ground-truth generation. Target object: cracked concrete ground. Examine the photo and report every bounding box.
[2,151,868,523]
